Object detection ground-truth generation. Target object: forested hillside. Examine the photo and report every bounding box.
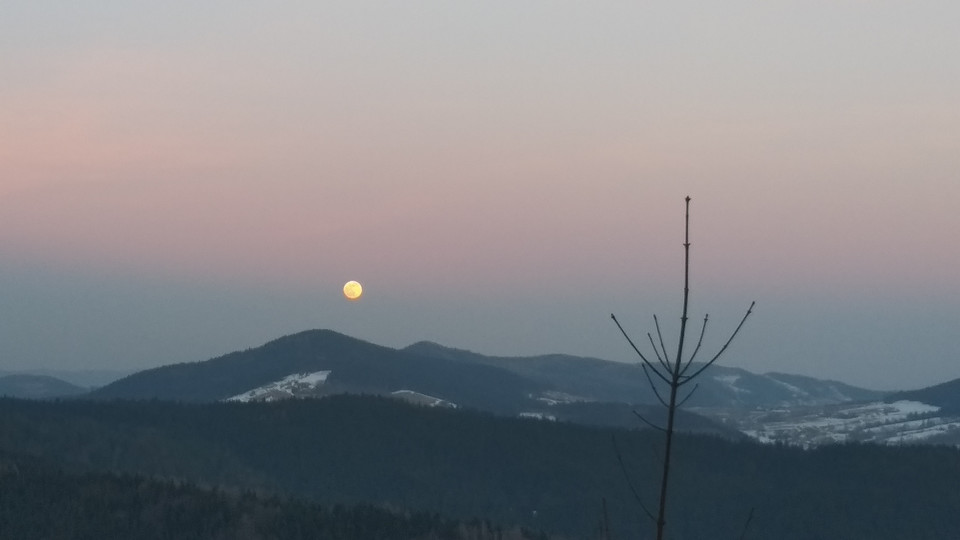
[2,396,959,538]
[0,453,545,540]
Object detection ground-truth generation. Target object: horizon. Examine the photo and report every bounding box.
[2,3,958,390]
[0,326,944,394]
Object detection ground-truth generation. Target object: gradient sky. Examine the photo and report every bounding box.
[1,2,958,390]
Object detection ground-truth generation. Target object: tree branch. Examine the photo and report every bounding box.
[679,301,755,385]
[676,383,699,409]
[738,507,756,540]
[633,409,667,432]
[647,332,673,373]
[642,364,670,408]
[612,435,657,524]
[610,314,664,379]
[680,314,709,376]
[653,314,673,370]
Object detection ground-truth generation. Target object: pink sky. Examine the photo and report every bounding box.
[1,3,958,389]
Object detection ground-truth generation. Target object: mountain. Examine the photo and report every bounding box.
[92,329,544,414]
[403,341,883,408]
[89,329,901,439]
[92,331,884,412]
[0,374,86,399]
[88,330,748,437]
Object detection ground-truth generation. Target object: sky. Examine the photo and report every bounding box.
[1,2,958,390]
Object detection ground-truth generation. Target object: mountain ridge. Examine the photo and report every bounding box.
[92,329,543,414]
[86,329,908,440]
[403,340,884,408]
[0,374,86,399]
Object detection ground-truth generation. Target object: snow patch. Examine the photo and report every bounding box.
[767,378,809,398]
[534,391,589,406]
[226,371,331,402]
[519,412,557,421]
[714,374,751,394]
[391,390,457,408]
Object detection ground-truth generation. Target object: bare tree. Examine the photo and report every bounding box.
[610,197,755,540]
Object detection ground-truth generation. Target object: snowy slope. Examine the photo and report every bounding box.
[226,371,331,402]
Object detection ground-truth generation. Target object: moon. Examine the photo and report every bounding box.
[343,280,363,300]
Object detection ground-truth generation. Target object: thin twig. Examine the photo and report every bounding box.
[738,507,755,540]
[601,498,612,540]
[647,333,672,373]
[680,315,709,376]
[653,315,673,368]
[679,301,755,386]
[642,364,669,408]
[676,383,700,408]
[611,314,670,384]
[612,435,657,524]
[633,409,666,432]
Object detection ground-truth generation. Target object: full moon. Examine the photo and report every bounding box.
[343,280,363,300]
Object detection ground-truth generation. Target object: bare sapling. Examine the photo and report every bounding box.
[611,196,755,540]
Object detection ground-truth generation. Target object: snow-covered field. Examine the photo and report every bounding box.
[733,400,959,447]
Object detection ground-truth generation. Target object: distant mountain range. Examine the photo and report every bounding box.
[80,329,903,439]
[403,341,884,408]
[92,329,883,406]
[0,327,933,446]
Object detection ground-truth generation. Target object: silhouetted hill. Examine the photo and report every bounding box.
[0,374,86,399]
[87,330,741,435]
[92,330,543,414]
[88,329,892,438]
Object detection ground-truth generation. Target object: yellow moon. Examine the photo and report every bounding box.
[343,280,363,300]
